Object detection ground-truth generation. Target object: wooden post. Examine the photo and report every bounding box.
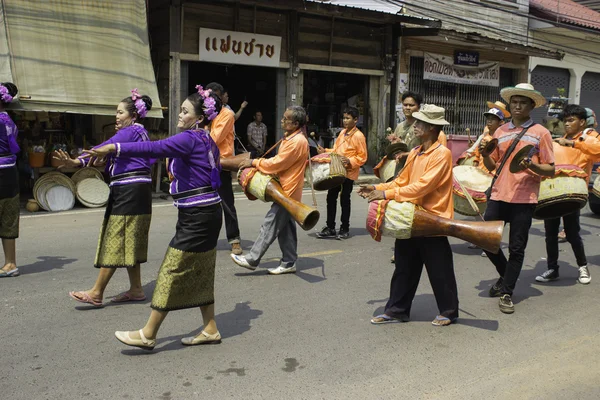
[168,0,182,137]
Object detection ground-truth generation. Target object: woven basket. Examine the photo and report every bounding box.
[76,178,110,208]
[72,167,104,185]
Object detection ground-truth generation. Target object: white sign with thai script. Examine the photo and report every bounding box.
[199,28,282,67]
[423,52,499,87]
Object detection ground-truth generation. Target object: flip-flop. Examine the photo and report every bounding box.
[110,292,147,303]
[69,291,103,307]
[0,268,19,278]
[431,316,458,327]
[371,314,402,324]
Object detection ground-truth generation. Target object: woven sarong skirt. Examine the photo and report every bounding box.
[0,166,19,239]
[94,183,152,268]
[151,203,223,311]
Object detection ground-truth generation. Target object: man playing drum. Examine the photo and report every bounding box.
[316,107,367,239]
[231,106,309,275]
[479,83,555,314]
[536,105,600,285]
[358,104,459,327]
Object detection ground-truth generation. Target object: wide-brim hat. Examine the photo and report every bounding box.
[500,83,546,108]
[412,104,449,126]
[486,101,511,117]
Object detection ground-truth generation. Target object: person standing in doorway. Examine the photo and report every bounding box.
[206,82,243,255]
[247,111,267,158]
[479,83,555,314]
[316,107,367,239]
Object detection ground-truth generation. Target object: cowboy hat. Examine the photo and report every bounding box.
[500,83,546,108]
[412,104,449,126]
[486,101,511,118]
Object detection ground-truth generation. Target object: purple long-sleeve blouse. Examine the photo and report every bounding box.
[117,129,221,208]
[0,112,19,169]
[78,123,154,186]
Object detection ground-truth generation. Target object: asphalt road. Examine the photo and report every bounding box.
[2,190,600,400]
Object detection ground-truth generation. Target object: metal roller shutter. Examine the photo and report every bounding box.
[580,72,600,115]
[530,66,570,124]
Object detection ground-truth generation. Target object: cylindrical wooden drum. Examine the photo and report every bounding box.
[237,168,272,202]
[373,157,402,183]
[366,200,504,253]
[452,165,492,216]
[308,153,347,191]
[593,175,600,198]
[534,164,588,220]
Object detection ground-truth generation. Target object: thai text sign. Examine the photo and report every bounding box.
[199,28,281,67]
[454,50,479,66]
[424,53,499,87]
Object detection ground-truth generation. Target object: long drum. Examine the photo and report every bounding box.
[308,153,347,191]
[238,168,320,231]
[452,165,492,216]
[534,164,588,220]
[366,200,504,253]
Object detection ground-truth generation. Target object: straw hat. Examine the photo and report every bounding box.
[500,83,546,108]
[486,101,511,118]
[412,104,449,126]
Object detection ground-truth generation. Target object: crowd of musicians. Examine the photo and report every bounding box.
[1,79,598,350]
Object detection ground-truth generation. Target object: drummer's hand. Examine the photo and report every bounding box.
[554,138,574,148]
[317,145,326,154]
[518,157,532,171]
[238,159,254,169]
[478,138,490,153]
[82,144,116,159]
[367,190,386,202]
[340,156,351,168]
[357,184,375,198]
[53,149,81,168]
[394,152,408,163]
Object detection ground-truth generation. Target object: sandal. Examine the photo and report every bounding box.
[371,314,402,324]
[68,291,103,307]
[0,268,19,278]
[110,292,146,303]
[431,315,457,327]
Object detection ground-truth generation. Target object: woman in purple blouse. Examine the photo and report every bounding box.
[0,82,20,278]
[86,86,224,350]
[56,90,154,307]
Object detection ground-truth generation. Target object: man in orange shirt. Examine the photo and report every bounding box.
[480,83,555,314]
[231,106,309,275]
[206,82,242,255]
[316,107,367,239]
[358,105,459,327]
[536,105,600,285]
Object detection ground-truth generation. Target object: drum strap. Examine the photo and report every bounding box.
[306,147,318,208]
[485,125,533,200]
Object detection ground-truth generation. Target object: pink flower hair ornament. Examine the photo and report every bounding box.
[0,84,13,103]
[130,88,147,118]
[195,85,219,121]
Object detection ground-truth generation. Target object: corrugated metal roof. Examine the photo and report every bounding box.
[305,0,437,21]
[530,0,600,30]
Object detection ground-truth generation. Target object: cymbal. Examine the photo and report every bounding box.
[509,145,535,173]
[385,142,409,159]
[480,138,498,157]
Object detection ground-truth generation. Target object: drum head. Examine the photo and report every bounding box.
[453,166,492,192]
[509,145,535,174]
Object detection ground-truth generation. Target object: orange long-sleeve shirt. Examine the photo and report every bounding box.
[555,131,600,184]
[375,140,454,219]
[252,130,309,202]
[438,130,447,147]
[210,108,235,159]
[325,127,367,181]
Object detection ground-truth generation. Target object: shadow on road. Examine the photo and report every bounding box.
[305,227,370,239]
[19,255,78,275]
[234,257,326,283]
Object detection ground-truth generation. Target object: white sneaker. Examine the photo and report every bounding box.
[267,264,296,275]
[230,254,256,271]
[578,266,591,284]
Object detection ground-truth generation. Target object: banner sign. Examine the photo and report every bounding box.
[199,28,282,68]
[454,50,479,66]
[423,52,499,87]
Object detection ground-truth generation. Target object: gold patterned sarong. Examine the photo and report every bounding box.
[94,214,151,268]
[0,194,19,239]
[151,246,216,311]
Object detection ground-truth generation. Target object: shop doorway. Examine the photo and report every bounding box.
[188,62,278,153]
[303,70,368,148]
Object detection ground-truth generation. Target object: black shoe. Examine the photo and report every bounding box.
[316,226,337,239]
[535,269,559,283]
[499,294,514,314]
[337,229,350,239]
[489,277,503,298]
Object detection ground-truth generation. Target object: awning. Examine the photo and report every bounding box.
[0,0,162,118]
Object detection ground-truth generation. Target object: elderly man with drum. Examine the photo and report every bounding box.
[535,105,600,285]
[358,104,459,327]
[316,107,367,239]
[231,106,309,275]
[479,83,555,314]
